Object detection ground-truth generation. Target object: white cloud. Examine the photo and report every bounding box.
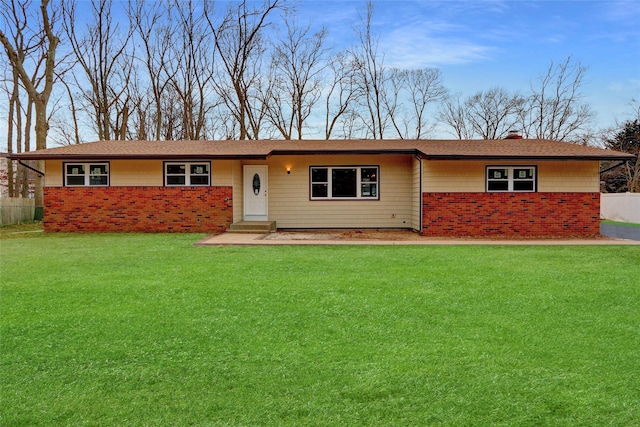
[380,26,496,68]
[607,78,640,94]
[602,0,640,23]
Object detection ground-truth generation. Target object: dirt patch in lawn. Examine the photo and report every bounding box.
[262,229,623,242]
[264,229,427,241]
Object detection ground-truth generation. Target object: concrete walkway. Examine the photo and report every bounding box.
[195,231,640,246]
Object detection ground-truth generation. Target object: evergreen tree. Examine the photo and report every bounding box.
[602,119,640,192]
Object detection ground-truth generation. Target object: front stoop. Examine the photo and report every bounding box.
[228,221,277,233]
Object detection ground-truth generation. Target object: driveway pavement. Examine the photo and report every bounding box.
[600,224,640,241]
[195,230,640,246]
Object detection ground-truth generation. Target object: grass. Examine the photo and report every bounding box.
[1,233,639,426]
[0,221,44,237]
[601,219,640,228]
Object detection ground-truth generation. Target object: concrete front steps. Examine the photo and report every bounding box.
[228,221,277,234]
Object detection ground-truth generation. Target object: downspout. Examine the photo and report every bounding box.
[599,161,627,176]
[18,160,45,177]
[420,156,423,233]
[16,159,46,220]
[414,154,423,233]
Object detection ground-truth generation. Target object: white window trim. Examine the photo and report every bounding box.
[64,162,109,187]
[310,166,379,200]
[486,165,537,192]
[164,162,211,186]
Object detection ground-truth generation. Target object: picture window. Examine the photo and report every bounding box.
[310,166,379,200]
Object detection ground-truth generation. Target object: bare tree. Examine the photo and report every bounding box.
[351,1,388,139]
[405,68,447,139]
[18,93,33,196]
[49,74,82,145]
[1,0,60,206]
[4,64,21,196]
[383,68,447,139]
[168,0,217,140]
[521,56,595,141]
[438,93,475,140]
[464,87,524,139]
[265,12,327,139]
[382,67,404,138]
[209,106,239,140]
[123,70,153,140]
[205,0,281,140]
[128,0,174,140]
[323,52,359,139]
[62,0,134,140]
[158,86,182,140]
[438,58,594,142]
[439,88,523,140]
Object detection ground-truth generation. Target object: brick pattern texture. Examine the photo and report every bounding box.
[44,186,233,232]
[422,192,600,237]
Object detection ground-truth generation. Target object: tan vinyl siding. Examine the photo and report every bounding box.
[212,161,234,186]
[537,161,599,192]
[231,161,243,223]
[264,155,414,228]
[423,160,485,192]
[110,160,163,186]
[45,160,63,187]
[423,160,599,192]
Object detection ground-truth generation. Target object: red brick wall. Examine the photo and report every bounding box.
[422,192,600,237]
[44,186,233,232]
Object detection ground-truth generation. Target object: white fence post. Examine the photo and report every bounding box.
[601,193,640,224]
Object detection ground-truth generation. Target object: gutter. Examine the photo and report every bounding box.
[8,154,270,161]
[18,160,45,177]
[8,149,635,163]
[268,148,420,157]
[422,155,636,161]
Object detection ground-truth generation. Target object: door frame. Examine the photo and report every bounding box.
[243,165,268,221]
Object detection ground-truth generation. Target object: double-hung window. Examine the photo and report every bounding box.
[65,163,109,186]
[486,166,536,192]
[310,166,379,200]
[164,162,210,186]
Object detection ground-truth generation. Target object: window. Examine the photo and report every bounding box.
[486,166,536,192]
[65,163,109,186]
[165,162,210,186]
[310,166,379,199]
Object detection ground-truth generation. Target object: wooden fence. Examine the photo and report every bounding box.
[0,197,36,225]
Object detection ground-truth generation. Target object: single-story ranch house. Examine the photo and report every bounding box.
[9,138,635,237]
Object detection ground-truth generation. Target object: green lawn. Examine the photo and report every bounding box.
[1,233,639,426]
[601,219,640,228]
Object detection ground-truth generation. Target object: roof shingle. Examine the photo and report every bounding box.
[7,139,635,161]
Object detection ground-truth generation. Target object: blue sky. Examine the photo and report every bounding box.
[2,0,638,151]
[297,0,640,132]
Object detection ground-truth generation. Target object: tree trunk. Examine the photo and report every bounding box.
[32,98,49,207]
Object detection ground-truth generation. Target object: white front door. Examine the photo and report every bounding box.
[244,165,268,220]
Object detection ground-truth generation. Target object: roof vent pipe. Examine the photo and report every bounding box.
[505,130,523,139]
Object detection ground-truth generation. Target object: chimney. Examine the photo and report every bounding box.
[505,130,523,139]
